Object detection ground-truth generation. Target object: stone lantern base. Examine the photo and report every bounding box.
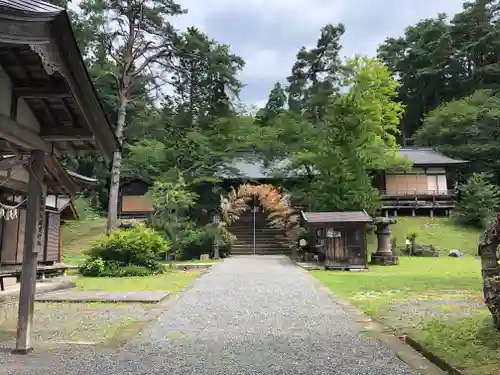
[370,253,399,265]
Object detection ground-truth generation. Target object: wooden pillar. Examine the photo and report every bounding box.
[430,209,434,218]
[58,224,63,264]
[14,150,46,354]
[411,209,416,217]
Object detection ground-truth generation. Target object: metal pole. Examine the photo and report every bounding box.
[253,198,256,255]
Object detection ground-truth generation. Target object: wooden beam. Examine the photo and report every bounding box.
[15,150,46,354]
[45,155,79,196]
[0,156,25,171]
[6,142,24,159]
[0,177,28,193]
[13,87,72,99]
[0,114,51,152]
[0,19,51,44]
[41,128,94,142]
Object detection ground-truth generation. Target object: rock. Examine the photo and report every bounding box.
[408,244,439,257]
[118,221,136,229]
[449,249,464,258]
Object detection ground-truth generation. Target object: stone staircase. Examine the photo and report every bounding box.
[229,212,290,255]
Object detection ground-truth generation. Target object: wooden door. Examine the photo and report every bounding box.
[332,236,345,261]
[324,229,346,263]
[44,212,60,263]
[346,227,366,266]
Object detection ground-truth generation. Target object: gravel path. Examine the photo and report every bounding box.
[1,256,416,375]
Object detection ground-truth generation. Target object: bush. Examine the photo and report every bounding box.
[80,226,170,277]
[73,195,100,220]
[454,173,500,228]
[79,257,105,277]
[117,265,153,277]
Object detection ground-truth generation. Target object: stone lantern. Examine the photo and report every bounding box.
[371,217,399,265]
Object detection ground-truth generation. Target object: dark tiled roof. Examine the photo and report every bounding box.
[399,148,467,165]
[0,0,63,14]
[301,211,373,224]
[217,148,466,180]
[216,153,306,180]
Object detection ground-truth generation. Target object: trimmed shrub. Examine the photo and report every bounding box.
[80,226,169,277]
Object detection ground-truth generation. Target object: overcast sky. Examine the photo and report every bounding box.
[172,0,465,108]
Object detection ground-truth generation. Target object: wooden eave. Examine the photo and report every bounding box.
[0,154,96,196]
[0,2,119,161]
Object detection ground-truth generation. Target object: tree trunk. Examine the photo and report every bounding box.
[479,214,500,330]
[106,94,128,234]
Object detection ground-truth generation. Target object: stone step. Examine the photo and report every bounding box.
[231,250,291,255]
[231,227,285,231]
[233,244,286,249]
[233,235,287,240]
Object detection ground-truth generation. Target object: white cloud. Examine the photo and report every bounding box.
[172,0,466,105]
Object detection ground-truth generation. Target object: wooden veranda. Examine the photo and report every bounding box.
[0,0,118,353]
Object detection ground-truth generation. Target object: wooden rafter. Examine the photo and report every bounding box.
[13,87,71,99]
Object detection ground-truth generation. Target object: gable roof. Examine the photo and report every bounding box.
[0,0,119,161]
[399,148,467,166]
[301,211,373,224]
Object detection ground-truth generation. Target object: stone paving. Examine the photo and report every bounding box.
[0,256,418,375]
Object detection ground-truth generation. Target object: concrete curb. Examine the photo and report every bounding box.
[172,263,214,270]
[403,336,465,375]
[298,265,447,375]
[0,278,76,303]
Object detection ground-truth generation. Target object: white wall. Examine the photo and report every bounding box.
[0,64,40,133]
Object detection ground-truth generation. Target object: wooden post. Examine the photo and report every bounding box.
[58,224,63,264]
[14,150,46,354]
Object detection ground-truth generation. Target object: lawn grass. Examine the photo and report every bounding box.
[62,217,107,265]
[367,216,483,255]
[74,270,200,292]
[312,256,500,374]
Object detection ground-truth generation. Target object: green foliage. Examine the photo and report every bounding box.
[73,195,100,220]
[454,173,500,228]
[116,265,154,277]
[80,226,169,277]
[379,1,500,145]
[79,257,105,277]
[149,177,201,257]
[258,55,409,213]
[416,90,500,182]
